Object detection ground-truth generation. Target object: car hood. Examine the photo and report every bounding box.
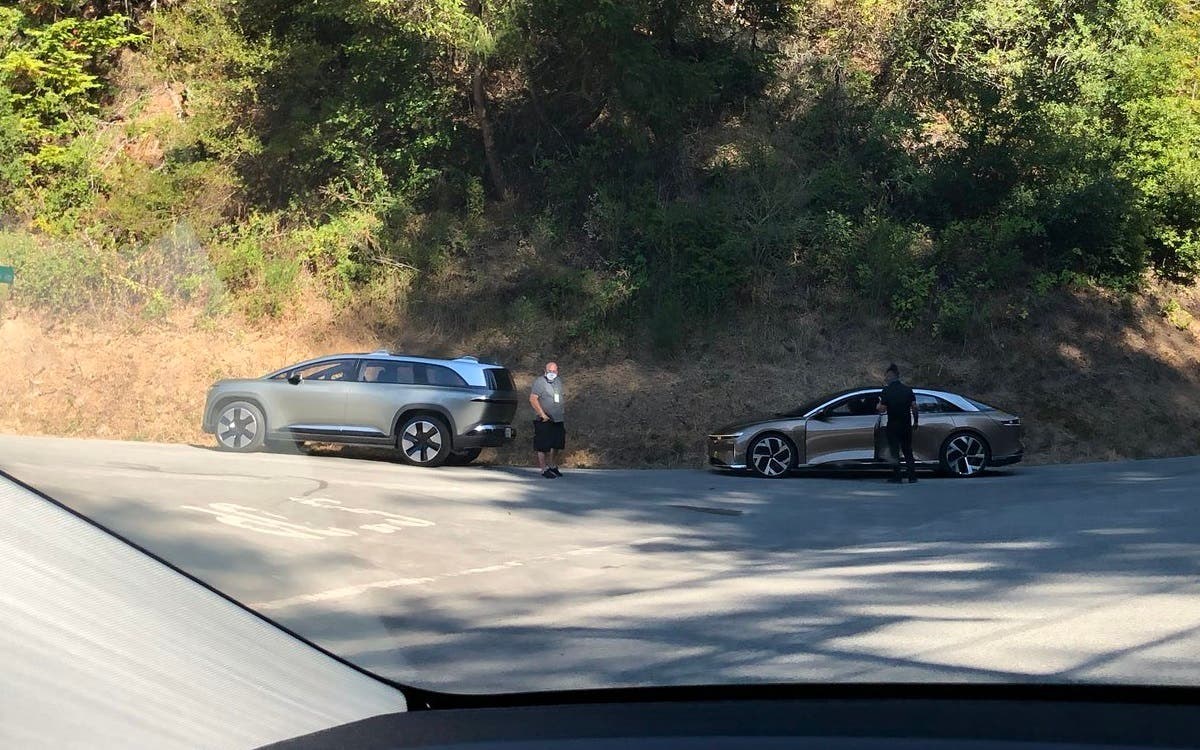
[711,414,795,435]
[209,378,261,390]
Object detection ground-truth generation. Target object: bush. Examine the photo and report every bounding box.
[0,230,111,312]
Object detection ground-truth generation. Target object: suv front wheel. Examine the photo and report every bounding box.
[397,415,453,467]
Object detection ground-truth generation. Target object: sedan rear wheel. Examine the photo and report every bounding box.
[397,415,452,467]
[940,432,990,477]
[747,434,795,479]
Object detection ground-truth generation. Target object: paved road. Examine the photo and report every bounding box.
[2,434,1199,693]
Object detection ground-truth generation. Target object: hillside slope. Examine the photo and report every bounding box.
[3,281,1198,468]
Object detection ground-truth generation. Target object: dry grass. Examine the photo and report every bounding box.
[3,282,1199,468]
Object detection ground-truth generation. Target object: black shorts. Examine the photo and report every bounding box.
[533,420,566,452]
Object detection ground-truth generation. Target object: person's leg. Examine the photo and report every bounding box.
[886,429,902,482]
[534,420,554,476]
[901,430,916,481]
[550,422,565,476]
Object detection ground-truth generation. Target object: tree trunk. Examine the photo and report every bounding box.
[472,60,510,199]
[465,0,509,199]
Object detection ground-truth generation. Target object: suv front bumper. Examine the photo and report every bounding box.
[457,424,515,449]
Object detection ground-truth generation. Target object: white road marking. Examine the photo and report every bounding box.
[180,503,359,540]
[287,497,435,527]
[182,499,436,540]
[251,536,674,611]
[252,578,439,609]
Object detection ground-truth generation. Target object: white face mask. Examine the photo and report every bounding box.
[545,371,558,382]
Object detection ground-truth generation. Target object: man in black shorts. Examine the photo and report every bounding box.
[530,361,565,479]
[876,363,919,484]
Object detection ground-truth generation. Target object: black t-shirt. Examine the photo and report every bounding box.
[880,380,916,430]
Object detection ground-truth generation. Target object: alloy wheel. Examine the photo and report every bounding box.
[401,419,444,464]
[945,434,988,476]
[750,435,793,478]
[217,405,259,450]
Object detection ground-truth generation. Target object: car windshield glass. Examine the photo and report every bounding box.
[2,0,1198,739]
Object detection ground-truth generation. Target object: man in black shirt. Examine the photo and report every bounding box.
[877,363,919,483]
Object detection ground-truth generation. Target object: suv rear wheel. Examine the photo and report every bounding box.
[397,415,452,467]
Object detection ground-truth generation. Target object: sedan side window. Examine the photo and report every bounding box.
[916,394,943,413]
[826,394,880,417]
[916,394,964,413]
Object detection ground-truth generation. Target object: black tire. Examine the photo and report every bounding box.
[213,400,267,452]
[746,433,797,479]
[396,414,453,467]
[445,447,483,466]
[939,432,991,477]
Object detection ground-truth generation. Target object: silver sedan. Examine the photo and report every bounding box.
[707,388,1024,478]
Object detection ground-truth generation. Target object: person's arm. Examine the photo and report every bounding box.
[530,391,549,421]
[876,390,887,414]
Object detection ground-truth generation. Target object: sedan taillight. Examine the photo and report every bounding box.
[1000,418,1021,427]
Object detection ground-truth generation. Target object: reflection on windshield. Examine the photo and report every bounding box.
[1,0,1199,710]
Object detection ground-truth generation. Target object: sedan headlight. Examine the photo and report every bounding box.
[708,432,744,440]
[999,418,1021,427]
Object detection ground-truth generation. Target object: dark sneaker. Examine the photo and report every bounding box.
[887,477,903,484]
[549,467,563,477]
[909,476,919,484]
[542,468,557,479]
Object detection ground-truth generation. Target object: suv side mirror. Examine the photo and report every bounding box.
[287,373,302,385]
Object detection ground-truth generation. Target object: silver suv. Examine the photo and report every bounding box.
[202,351,518,467]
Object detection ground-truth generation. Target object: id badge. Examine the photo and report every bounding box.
[553,393,561,403]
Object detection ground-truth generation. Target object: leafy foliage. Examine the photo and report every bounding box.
[1,0,1198,343]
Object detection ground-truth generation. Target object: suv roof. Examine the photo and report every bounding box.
[363,350,499,366]
[264,352,511,389]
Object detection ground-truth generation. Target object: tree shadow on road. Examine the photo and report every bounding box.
[255,458,1200,693]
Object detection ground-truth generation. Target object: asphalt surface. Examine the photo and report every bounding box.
[2,434,1199,693]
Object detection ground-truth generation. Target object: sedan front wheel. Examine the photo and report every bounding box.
[747,434,796,478]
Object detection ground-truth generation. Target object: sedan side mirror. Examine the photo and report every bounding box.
[287,373,302,385]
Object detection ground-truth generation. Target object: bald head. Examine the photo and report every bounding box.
[545,362,558,374]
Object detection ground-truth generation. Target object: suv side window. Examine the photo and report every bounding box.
[296,359,357,381]
[826,393,880,417]
[485,368,515,391]
[419,364,467,387]
[360,361,417,385]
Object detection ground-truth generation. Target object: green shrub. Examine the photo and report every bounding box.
[891,266,935,331]
[0,230,111,312]
[1161,298,1194,331]
[210,235,265,291]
